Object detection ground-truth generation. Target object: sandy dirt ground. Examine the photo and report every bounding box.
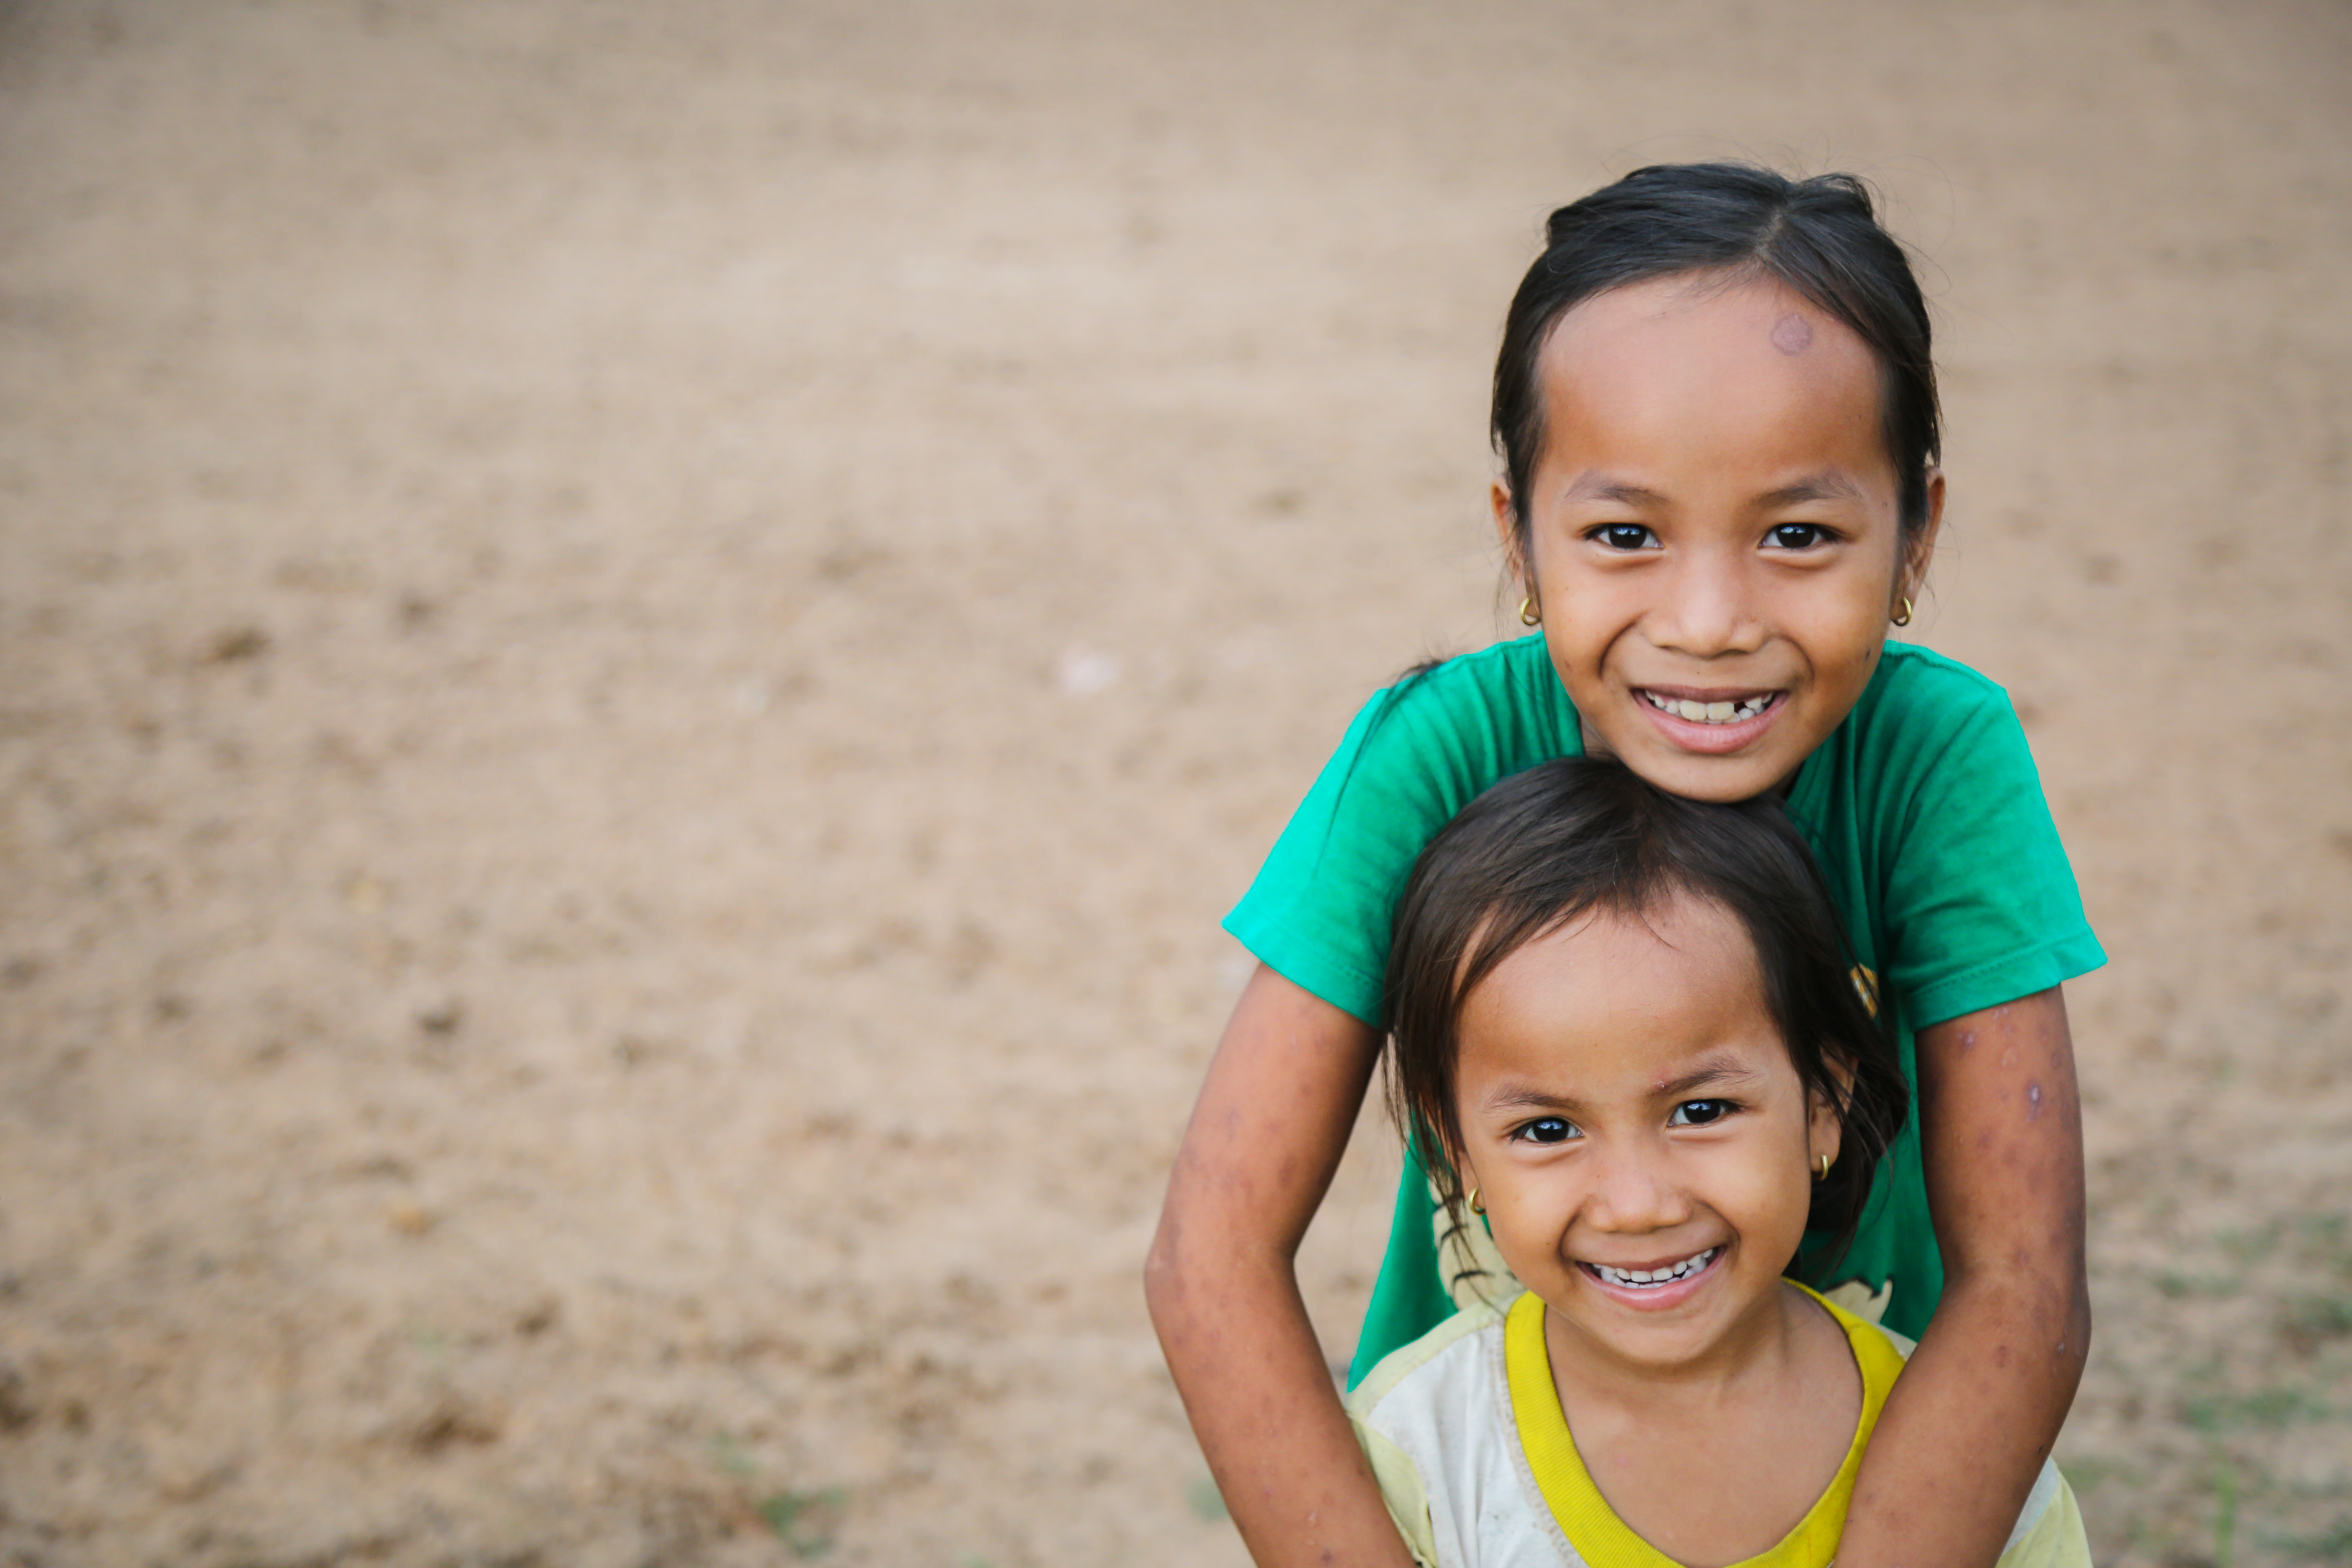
[0,1,2348,1564]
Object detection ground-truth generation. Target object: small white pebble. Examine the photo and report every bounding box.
[1055,646,1123,697]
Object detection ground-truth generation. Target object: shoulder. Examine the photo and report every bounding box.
[1851,1312,1920,1361]
[1346,1296,1573,1568]
[1414,633,1559,692]
[1225,637,1576,1023]
[1325,634,1580,822]
[1276,633,1575,859]
[1356,635,1569,743]
[1345,1293,1509,1428]
[1815,640,2054,849]
[1806,1290,1916,1412]
[1847,640,2024,748]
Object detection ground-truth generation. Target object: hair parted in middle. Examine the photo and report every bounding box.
[1381,756,1909,1266]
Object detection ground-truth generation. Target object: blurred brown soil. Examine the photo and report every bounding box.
[0,2,2348,1564]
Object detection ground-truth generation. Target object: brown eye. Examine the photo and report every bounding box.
[1765,523,1828,550]
[1520,1117,1579,1145]
[1668,1100,1731,1127]
[1591,524,1657,551]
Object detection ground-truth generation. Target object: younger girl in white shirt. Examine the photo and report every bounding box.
[1348,757,2088,1567]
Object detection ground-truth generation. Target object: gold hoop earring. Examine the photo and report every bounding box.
[1891,596,1914,628]
[1815,1153,1831,1182]
[1468,1185,1485,1215]
[1518,597,1541,628]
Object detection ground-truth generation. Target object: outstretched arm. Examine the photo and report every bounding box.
[1146,963,1415,1568]
[1835,986,2091,1566]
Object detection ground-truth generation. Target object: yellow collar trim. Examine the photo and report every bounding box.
[1503,1284,1905,1568]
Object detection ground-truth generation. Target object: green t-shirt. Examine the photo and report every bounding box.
[1223,635,2105,1382]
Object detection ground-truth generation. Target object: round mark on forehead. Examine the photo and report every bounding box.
[1770,313,1814,355]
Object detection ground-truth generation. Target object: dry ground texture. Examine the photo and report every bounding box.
[1,1,2348,1564]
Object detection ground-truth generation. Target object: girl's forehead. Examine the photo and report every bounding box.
[1458,897,1783,1083]
[1542,272,1877,399]
[1483,894,1751,985]
[1556,270,1833,341]
[1529,272,1890,494]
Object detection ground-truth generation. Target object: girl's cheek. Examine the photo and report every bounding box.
[1494,1169,1579,1250]
[1703,1146,1812,1244]
[1753,1168,1818,1250]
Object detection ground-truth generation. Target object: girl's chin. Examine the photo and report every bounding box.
[1579,697,1826,804]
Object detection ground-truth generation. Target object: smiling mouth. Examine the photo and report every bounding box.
[1638,690,1780,726]
[1580,1246,1721,1291]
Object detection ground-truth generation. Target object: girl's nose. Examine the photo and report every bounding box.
[1647,549,1765,658]
[1581,1138,1693,1234]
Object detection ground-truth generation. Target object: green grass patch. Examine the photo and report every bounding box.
[2213,1457,2239,1568]
[709,1433,844,1556]
[760,1486,847,1558]
[2254,1516,2352,1560]
[2183,1385,2337,1433]
[2218,1222,2281,1266]
[2283,1293,2352,1350]
[710,1432,757,1477]
[2292,1213,2351,1269]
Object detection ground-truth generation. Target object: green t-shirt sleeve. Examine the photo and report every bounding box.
[1223,639,1578,1025]
[1865,655,2107,1028]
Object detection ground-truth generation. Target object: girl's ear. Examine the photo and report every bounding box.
[1806,1060,1852,1176]
[1898,468,1947,608]
[1453,1147,1480,1207]
[1492,481,1531,593]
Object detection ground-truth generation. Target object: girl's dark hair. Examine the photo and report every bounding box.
[1493,162,1941,545]
[1383,757,1909,1264]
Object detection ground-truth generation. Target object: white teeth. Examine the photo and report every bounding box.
[1644,693,1772,725]
[1591,1247,1719,1290]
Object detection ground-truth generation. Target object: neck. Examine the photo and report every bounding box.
[1543,1278,1818,1417]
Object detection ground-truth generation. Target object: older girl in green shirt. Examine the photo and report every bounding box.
[1147,163,2103,1568]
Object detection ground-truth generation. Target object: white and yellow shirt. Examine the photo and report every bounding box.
[1345,1288,2089,1568]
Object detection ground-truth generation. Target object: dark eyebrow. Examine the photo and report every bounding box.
[1480,1082,1587,1116]
[1755,470,1866,508]
[1559,471,1864,510]
[1658,1065,1764,1098]
[1654,1056,1766,1099]
[1559,472,1670,508]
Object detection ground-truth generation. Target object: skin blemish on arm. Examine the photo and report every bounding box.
[2026,1082,2044,1120]
[1770,313,1813,354]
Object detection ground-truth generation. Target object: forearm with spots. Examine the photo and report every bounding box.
[1834,989,2090,1568]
